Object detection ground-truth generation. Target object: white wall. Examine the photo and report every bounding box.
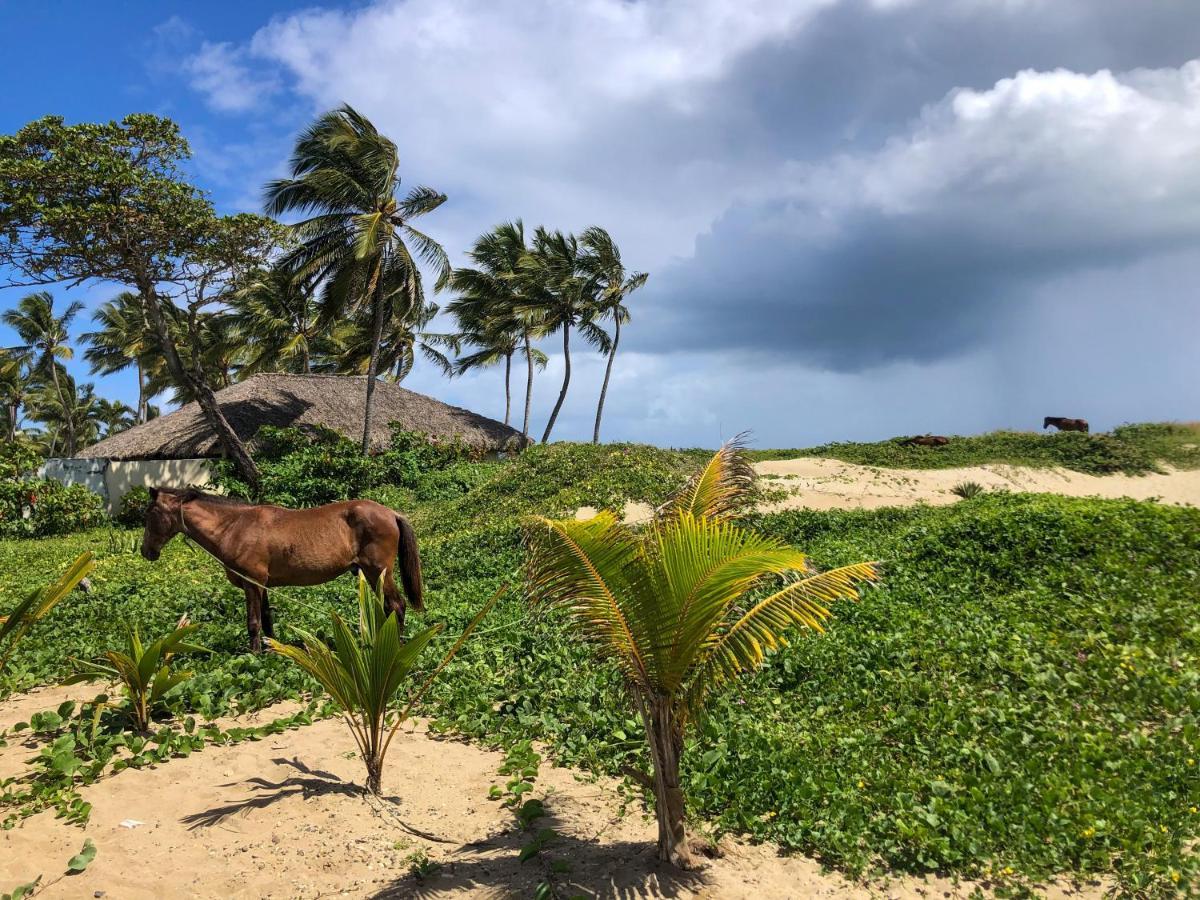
[40,458,213,515]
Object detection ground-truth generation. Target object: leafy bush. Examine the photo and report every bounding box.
[752,422,1200,475]
[115,486,151,527]
[212,424,479,507]
[0,442,43,480]
[0,480,106,539]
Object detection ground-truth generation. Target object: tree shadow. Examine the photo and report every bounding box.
[370,800,709,900]
[179,756,369,830]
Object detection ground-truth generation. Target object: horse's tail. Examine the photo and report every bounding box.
[395,514,425,612]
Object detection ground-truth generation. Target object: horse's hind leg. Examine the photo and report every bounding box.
[361,564,406,629]
[261,590,276,640]
[244,585,265,654]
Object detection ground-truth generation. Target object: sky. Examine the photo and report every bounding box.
[1,0,1198,449]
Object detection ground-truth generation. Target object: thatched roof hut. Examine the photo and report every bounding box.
[78,374,528,461]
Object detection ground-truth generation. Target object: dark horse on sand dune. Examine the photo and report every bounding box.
[140,488,423,653]
[1043,416,1089,433]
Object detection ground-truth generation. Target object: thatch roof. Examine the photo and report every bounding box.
[78,374,528,460]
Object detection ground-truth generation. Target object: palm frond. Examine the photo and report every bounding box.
[665,434,756,522]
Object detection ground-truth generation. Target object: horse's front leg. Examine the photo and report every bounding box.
[261,590,276,640]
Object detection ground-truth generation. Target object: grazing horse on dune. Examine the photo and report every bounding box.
[1043,417,1089,433]
[140,488,423,653]
[900,435,950,447]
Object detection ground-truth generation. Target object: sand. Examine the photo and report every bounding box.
[0,685,1105,899]
[754,459,1200,512]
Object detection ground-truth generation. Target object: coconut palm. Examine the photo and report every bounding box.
[94,397,135,437]
[452,314,547,428]
[523,439,878,867]
[27,373,104,453]
[81,292,157,424]
[522,228,609,444]
[264,104,450,453]
[3,291,84,454]
[579,227,647,444]
[229,267,328,375]
[333,298,457,383]
[448,221,549,441]
[0,351,34,442]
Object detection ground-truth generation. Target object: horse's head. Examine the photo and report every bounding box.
[1043,417,1052,429]
[140,487,184,562]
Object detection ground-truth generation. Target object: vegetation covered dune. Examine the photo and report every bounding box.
[1,425,1199,897]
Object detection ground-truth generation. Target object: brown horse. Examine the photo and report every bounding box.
[1043,417,1089,433]
[140,488,423,653]
[900,435,950,447]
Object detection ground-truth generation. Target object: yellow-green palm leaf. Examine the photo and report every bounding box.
[664,434,756,521]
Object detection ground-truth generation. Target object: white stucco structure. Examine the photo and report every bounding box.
[40,457,212,515]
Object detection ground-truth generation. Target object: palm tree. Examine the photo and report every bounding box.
[81,292,157,424]
[94,397,135,437]
[579,227,648,444]
[3,291,83,455]
[264,104,451,453]
[522,228,609,444]
[334,299,457,383]
[0,351,34,442]
[27,373,104,454]
[523,439,878,867]
[229,267,327,375]
[448,222,548,435]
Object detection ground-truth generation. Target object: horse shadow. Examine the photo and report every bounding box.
[369,800,709,900]
[179,756,368,830]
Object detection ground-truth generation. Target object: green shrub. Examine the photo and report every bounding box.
[0,442,43,480]
[115,486,151,527]
[950,480,984,499]
[0,480,106,539]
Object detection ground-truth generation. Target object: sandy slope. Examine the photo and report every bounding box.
[755,459,1200,511]
[0,686,1104,899]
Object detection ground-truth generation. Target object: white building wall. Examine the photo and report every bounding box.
[40,458,213,515]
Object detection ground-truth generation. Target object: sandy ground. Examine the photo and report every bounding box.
[0,685,1104,900]
[754,459,1200,512]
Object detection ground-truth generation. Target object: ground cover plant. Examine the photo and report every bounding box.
[0,437,1197,895]
[750,421,1200,475]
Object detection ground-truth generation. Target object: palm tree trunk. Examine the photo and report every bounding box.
[522,329,534,444]
[640,693,693,868]
[541,325,571,444]
[502,351,512,426]
[136,282,260,488]
[361,273,387,455]
[136,360,146,424]
[47,361,75,456]
[593,317,620,444]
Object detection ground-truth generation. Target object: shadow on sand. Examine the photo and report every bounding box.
[369,799,710,900]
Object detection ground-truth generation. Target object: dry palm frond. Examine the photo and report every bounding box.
[663,433,756,521]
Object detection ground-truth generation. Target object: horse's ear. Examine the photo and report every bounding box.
[149,487,159,502]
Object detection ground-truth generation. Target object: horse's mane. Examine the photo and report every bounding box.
[161,487,256,508]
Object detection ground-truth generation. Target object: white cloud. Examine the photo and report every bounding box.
[187,41,279,113]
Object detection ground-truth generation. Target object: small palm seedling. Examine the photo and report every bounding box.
[66,616,208,731]
[951,481,985,499]
[269,575,499,795]
[523,439,878,868]
[0,552,93,675]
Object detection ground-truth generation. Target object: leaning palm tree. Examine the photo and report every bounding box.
[448,221,548,441]
[3,291,84,455]
[521,228,609,444]
[523,439,878,867]
[452,314,547,428]
[264,104,450,453]
[81,292,157,425]
[579,227,648,444]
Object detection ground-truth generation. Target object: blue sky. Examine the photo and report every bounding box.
[2,0,1198,448]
